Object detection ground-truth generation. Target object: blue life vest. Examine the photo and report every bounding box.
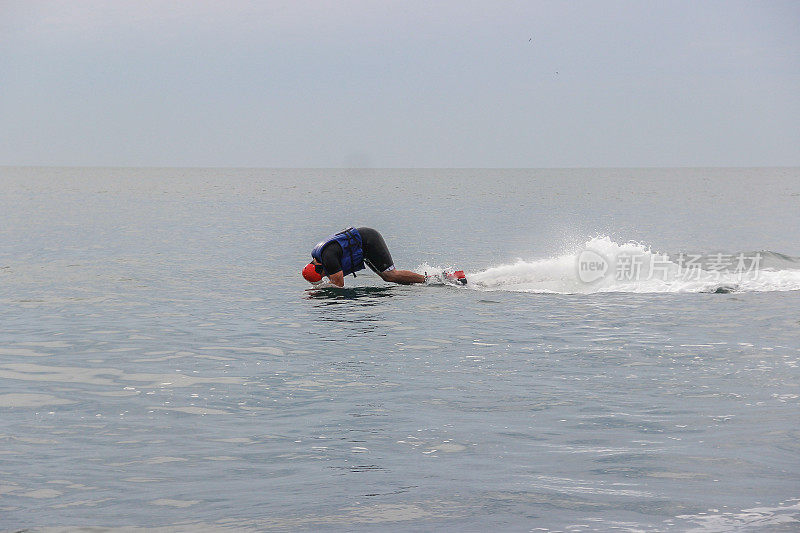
[311,227,365,277]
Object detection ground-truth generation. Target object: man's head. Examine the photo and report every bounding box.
[302,260,324,283]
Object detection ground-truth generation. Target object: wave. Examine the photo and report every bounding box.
[424,237,800,294]
[675,498,800,531]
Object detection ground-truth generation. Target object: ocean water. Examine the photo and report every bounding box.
[1,167,799,532]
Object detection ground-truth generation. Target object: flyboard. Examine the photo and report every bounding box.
[427,270,468,286]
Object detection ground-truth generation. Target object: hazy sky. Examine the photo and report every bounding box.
[2,1,798,167]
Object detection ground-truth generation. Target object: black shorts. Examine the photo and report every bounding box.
[357,227,395,273]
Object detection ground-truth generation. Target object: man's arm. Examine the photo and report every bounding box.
[320,244,345,287]
[327,271,345,287]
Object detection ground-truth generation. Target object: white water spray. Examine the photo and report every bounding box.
[425,237,800,294]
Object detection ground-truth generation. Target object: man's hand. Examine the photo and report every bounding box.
[327,271,345,287]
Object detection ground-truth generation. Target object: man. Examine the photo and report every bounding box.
[302,227,427,287]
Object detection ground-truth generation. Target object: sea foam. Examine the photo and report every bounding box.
[455,237,800,294]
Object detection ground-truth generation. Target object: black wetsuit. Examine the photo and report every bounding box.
[319,227,395,276]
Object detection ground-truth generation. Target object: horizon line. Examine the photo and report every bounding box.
[3,164,799,170]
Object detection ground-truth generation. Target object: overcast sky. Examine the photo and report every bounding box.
[1,1,798,167]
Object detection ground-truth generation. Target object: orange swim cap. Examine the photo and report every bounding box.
[302,263,323,283]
